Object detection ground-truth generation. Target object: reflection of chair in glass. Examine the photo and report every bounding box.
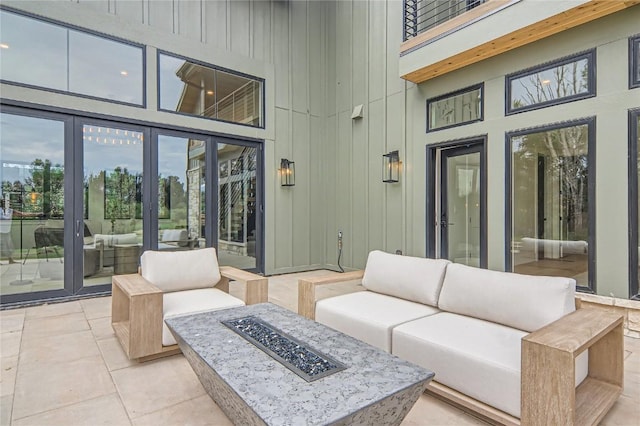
[158,229,190,250]
[34,224,100,278]
[34,226,63,261]
[111,247,268,361]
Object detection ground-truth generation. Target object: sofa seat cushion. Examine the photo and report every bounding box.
[362,250,450,306]
[392,312,588,418]
[140,247,221,292]
[315,290,440,352]
[438,263,576,332]
[162,288,244,346]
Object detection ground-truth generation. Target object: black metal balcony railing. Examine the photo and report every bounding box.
[403,0,486,41]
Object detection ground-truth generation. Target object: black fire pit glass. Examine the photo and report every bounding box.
[221,316,347,382]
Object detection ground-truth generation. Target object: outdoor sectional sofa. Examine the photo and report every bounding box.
[298,250,624,426]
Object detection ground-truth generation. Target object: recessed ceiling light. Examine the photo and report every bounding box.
[541,79,551,85]
[120,70,128,76]
[0,43,9,49]
[206,90,214,95]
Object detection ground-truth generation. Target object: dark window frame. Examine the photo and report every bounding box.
[426,83,484,133]
[628,108,640,300]
[0,5,146,108]
[505,50,596,115]
[504,117,596,294]
[0,98,265,308]
[157,50,266,130]
[425,135,488,268]
[630,35,640,89]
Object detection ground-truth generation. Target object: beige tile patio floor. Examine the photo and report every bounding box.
[1,270,639,425]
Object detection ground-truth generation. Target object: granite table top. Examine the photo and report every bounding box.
[165,303,434,426]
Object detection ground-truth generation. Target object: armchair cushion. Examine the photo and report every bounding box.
[362,250,450,307]
[162,288,244,346]
[438,263,576,332]
[140,247,221,293]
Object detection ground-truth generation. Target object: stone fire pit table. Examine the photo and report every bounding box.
[165,303,434,426]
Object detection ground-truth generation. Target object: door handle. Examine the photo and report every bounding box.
[75,220,81,237]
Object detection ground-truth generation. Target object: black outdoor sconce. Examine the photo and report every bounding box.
[280,158,295,187]
[383,150,400,183]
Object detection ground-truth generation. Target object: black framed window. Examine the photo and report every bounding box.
[506,118,595,293]
[158,51,265,128]
[426,84,483,132]
[506,50,595,115]
[0,7,144,106]
[630,35,640,89]
[629,108,640,300]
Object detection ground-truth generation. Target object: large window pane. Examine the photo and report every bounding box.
[631,36,640,89]
[69,30,143,104]
[510,122,590,289]
[159,52,263,127]
[0,9,143,105]
[635,114,640,298]
[1,113,66,295]
[83,124,143,286]
[218,144,257,269]
[0,10,67,90]
[157,135,205,251]
[427,84,483,132]
[507,51,595,114]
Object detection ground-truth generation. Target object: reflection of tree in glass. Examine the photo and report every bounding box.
[158,175,187,222]
[512,125,589,241]
[512,59,588,109]
[105,167,142,220]
[1,159,64,217]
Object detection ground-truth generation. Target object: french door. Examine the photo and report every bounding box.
[1,107,263,306]
[427,138,487,268]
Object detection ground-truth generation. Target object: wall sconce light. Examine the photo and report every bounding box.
[382,150,400,183]
[280,158,295,187]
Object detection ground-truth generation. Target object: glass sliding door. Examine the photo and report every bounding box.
[440,146,482,267]
[631,110,640,300]
[81,122,144,287]
[217,143,258,270]
[508,119,594,291]
[156,134,207,251]
[1,111,68,299]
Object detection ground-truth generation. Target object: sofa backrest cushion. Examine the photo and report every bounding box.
[438,263,576,332]
[362,250,450,307]
[140,247,221,293]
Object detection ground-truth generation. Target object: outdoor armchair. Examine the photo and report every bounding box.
[111,247,268,362]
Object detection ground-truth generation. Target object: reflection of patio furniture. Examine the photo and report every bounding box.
[32,226,100,278]
[158,229,191,250]
[111,247,268,361]
[91,233,140,269]
[113,244,142,274]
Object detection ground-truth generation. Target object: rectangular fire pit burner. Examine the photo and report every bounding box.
[222,316,347,382]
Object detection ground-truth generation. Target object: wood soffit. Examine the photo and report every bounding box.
[401,0,640,84]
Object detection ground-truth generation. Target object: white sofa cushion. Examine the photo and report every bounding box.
[392,312,588,418]
[315,290,440,352]
[162,288,244,346]
[140,247,221,292]
[438,263,576,332]
[361,250,450,307]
